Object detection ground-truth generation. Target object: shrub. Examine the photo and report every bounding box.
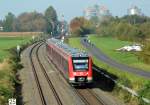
[113,77,133,103]
[139,42,150,64]
[138,81,150,105]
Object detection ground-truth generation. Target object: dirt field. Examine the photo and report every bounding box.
[0,32,43,37]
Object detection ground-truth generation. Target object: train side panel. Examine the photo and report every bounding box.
[46,43,69,79]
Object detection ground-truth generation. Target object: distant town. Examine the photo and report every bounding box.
[84,5,142,20]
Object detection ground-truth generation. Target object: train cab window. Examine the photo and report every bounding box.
[72,57,89,71]
[74,63,88,70]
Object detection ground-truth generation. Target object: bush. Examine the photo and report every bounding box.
[113,77,133,103]
[139,42,150,64]
[138,81,150,105]
[0,84,14,104]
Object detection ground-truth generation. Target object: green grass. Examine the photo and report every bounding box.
[0,35,32,104]
[69,37,86,50]
[0,36,31,62]
[88,35,150,72]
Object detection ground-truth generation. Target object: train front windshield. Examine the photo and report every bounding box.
[72,57,89,71]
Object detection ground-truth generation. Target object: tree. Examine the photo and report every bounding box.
[70,17,83,36]
[12,18,20,31]
[140,22,150,38]
[3,12,15,32]
[44,6,58,35]
[122,15,148,24]
[90,16,99,26]
[16,11,46,32]
[70,17,94,36]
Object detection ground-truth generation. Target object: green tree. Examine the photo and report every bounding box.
[90,16,99,26]
[3,12,15,32]
[140,22,150,38]
[122,15,149,24]
[44,6,58,35]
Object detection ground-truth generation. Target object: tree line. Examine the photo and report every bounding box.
[0,6,59,35]
[70,15,150,40]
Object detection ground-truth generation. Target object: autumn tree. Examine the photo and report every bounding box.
[70,17,94,36]
[15,11,46,32]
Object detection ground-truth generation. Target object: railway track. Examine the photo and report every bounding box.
[36,43,62,105]
[29,42,62,105]
[75,88,105,105]
[87,89,105,105]
[30,42,47,105]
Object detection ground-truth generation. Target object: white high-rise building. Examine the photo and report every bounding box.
[84,6,98,19]
[128,6,142,15]
[84,5,111,20]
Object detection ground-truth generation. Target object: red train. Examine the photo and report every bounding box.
[46,38,93,85]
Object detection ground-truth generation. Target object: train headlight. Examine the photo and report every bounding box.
[87,77,92,80]
[73,72,76,75]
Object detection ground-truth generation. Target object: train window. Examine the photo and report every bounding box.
[72,57,89,71]
[74,63,88,70]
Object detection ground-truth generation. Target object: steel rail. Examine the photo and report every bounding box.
[29,42,47,105]
[36,43,63,105]
[87,89,106,105]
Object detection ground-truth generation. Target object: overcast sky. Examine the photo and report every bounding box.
[0,0,149,21]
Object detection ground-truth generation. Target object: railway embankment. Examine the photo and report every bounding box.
[0,34,41,104]
[0,36,32,104]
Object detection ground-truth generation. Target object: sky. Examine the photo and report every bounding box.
[0,0,150,21]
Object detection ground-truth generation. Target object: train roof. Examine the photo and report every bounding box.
[47,38,88,57]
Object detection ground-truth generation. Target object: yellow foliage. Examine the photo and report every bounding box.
[0,59,10,71]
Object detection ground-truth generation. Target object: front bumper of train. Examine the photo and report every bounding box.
[69,77,92,84]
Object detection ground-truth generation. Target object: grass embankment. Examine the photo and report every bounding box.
[68,37,150,105]
[0,60,14,104]
[88,35,150,72]
[0,35,33,104]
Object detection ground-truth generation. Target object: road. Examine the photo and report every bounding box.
[81,38,150,79]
